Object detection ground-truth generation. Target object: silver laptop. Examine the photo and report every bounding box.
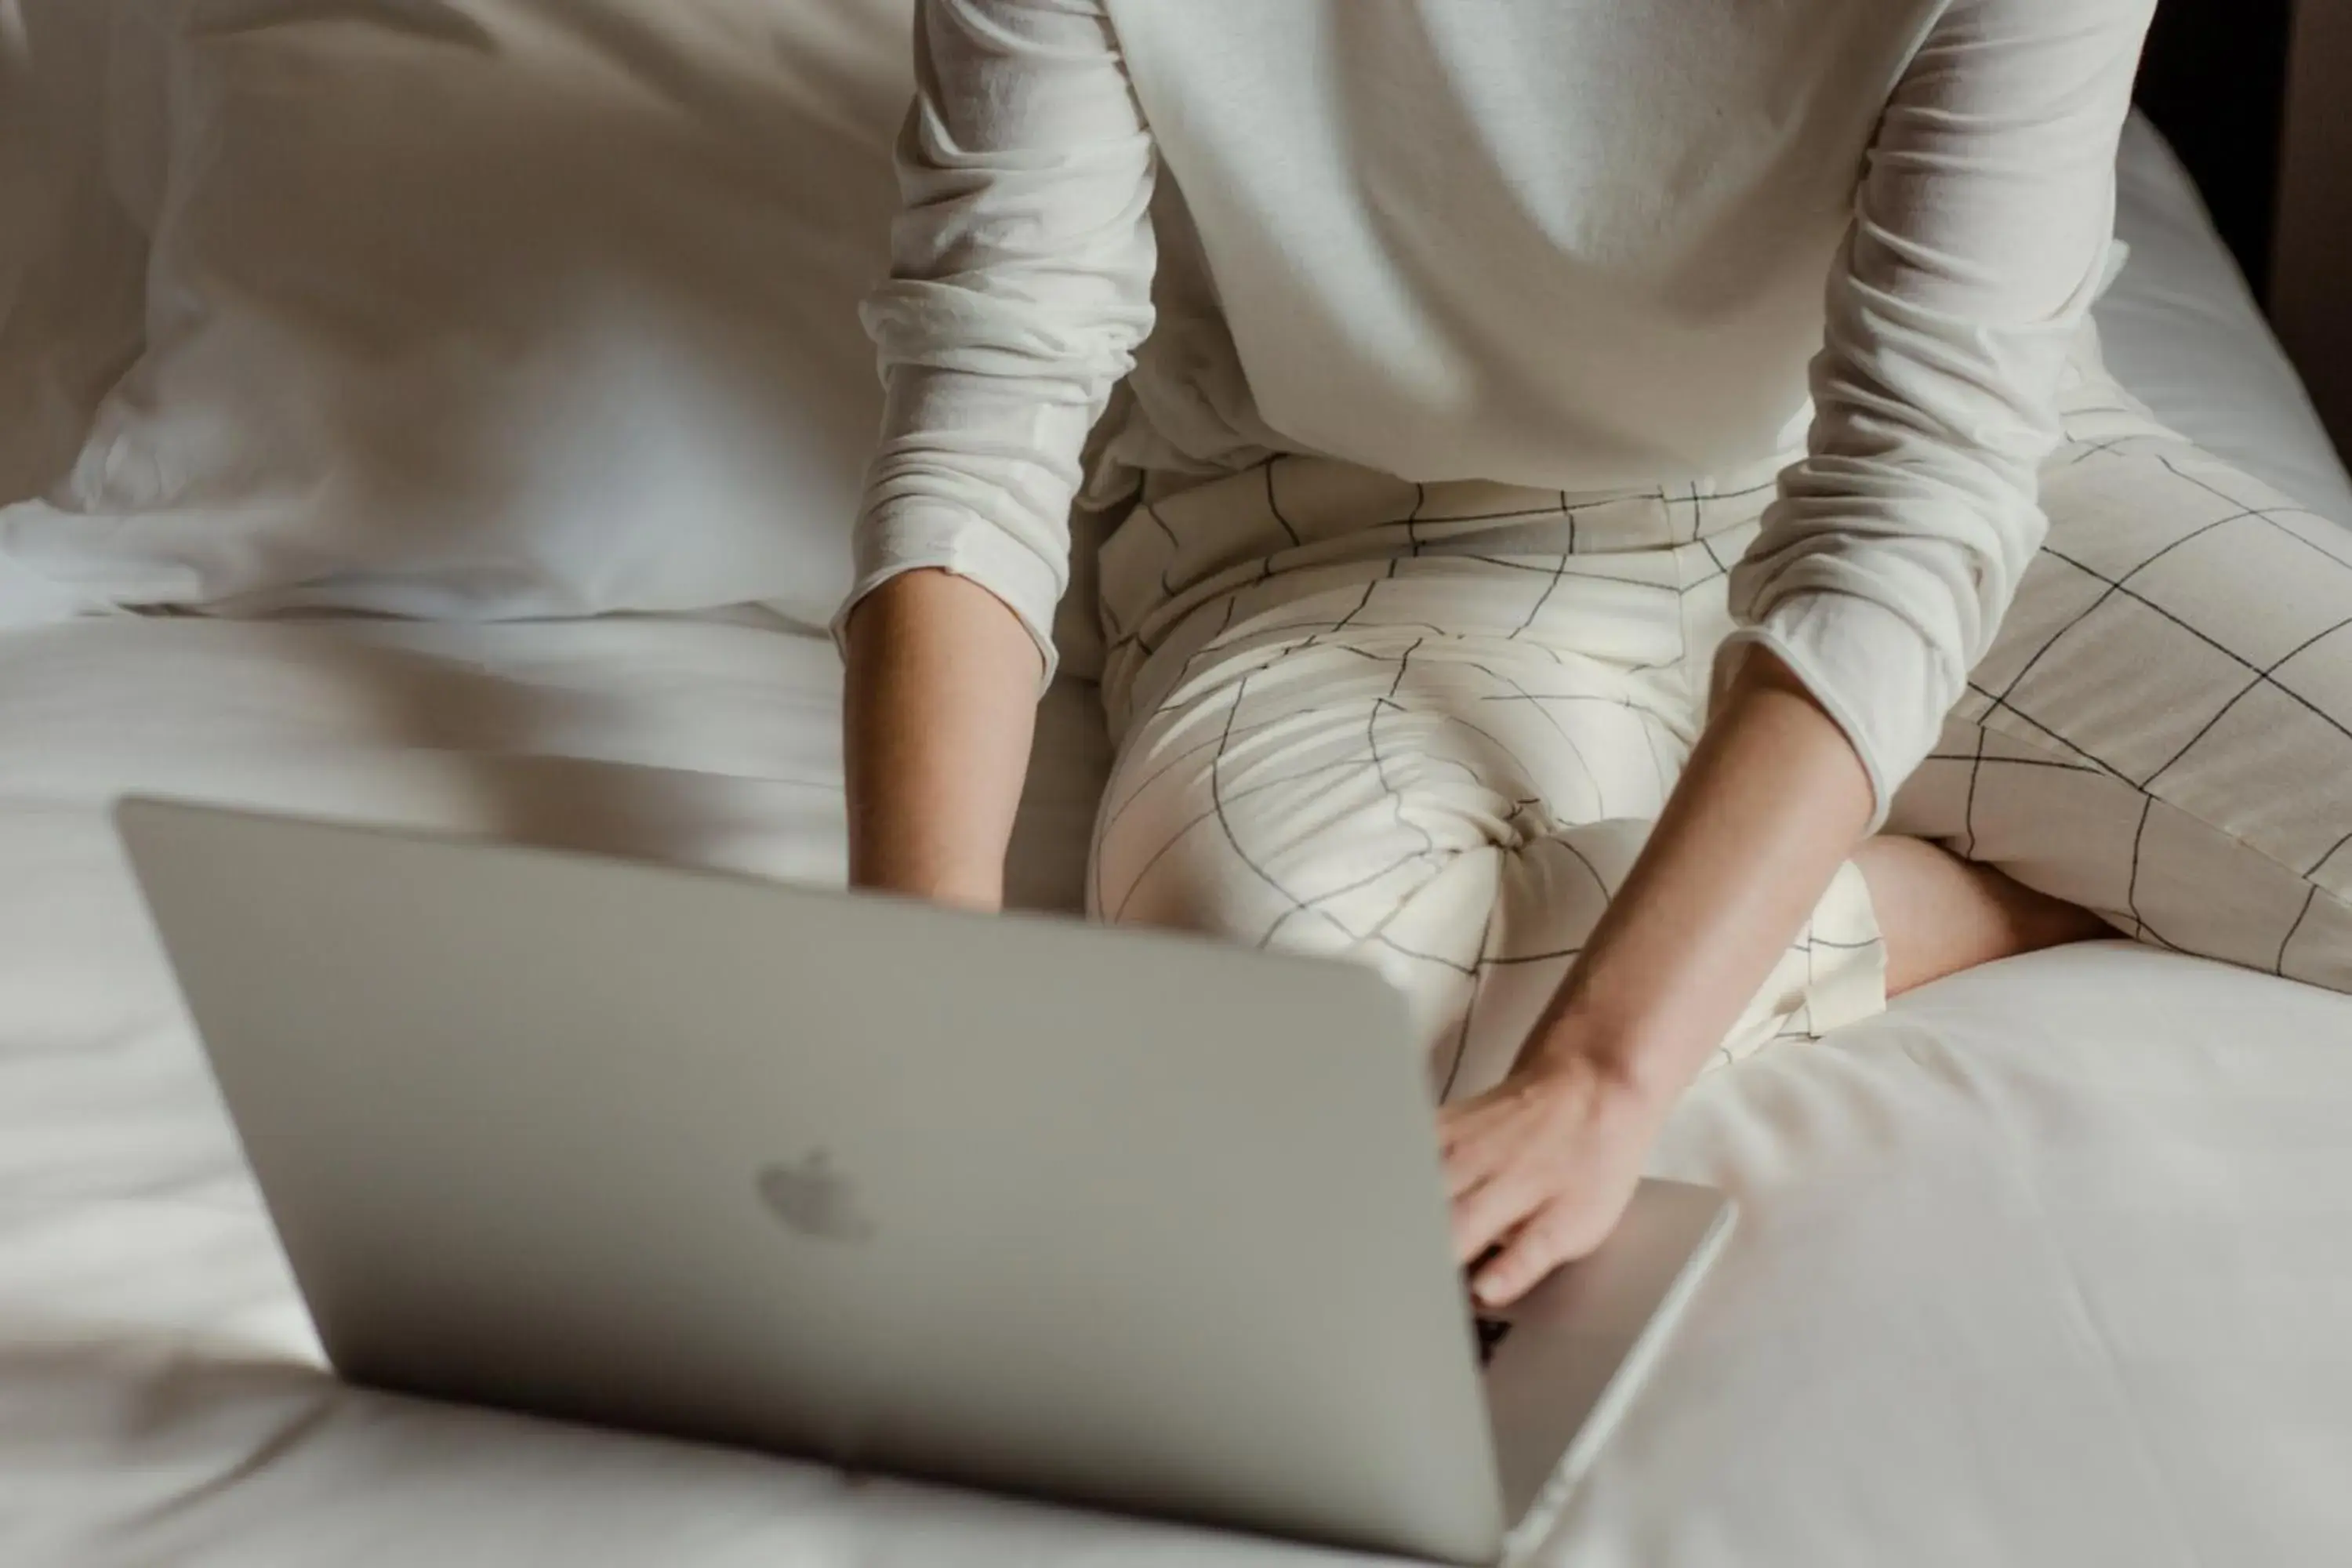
[117,797,1733,1566]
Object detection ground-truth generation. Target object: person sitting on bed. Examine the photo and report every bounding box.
[838,0,2352,1309]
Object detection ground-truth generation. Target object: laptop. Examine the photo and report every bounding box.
[116,797,1734,1566]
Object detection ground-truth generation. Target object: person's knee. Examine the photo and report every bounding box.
[1094,753,1489,943]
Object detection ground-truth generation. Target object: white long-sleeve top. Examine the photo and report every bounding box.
[848,0,2157,823]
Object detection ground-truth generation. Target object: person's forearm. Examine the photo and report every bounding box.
[843,569,1044,911]
[1530,651,1876,1098]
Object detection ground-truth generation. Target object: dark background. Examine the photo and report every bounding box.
[2136,0,2296,297]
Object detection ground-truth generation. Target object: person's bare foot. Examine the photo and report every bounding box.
[1852,835,2113,998]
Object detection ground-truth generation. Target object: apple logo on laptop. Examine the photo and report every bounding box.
[757,1151,876,1243]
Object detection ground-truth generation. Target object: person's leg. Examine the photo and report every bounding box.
[1851,835,2109,997]
[1883,413,2352,993]
[1093,467,1890,1100]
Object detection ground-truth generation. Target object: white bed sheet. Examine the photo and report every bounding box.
[2,120,2350,1568]
[2103,116,2352,523]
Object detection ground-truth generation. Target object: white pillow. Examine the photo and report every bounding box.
[0,0,914,633]
[0,1,155,511]
[2100,114,2352,523]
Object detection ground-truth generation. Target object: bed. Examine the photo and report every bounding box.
[2,7,2349,1564]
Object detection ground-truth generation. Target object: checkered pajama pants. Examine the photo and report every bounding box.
[1089,390,2352,1104]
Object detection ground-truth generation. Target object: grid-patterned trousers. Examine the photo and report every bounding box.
[1089,383,2352,1103]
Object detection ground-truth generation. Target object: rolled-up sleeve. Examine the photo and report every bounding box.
[1718,0,2157,827]
[837,0,1158,689]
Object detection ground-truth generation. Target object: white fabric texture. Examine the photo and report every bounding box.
[1092,459,1896,1099]
[851,0,2159,826]
[0,0,910,632]
[1093,372,2352,1106]
[2103,114,2352,524]
[0,3,2328,679]
[1,9,2351,1565]
[0,1,154,510]
[0,615,2349,1568]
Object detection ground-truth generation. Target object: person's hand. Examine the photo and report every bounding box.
[1439,1042,1676,1308]
[1439,652,1878,1309]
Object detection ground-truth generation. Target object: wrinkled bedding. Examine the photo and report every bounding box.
[0,79,2347,1568]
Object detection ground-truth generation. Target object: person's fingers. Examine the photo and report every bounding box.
[1472,1201,1585,1308]
[1474,1192,1628,1307]
[1436,1091,1510,1154]
[1450,1166,1541,1266]
[1441,1105,1519,1196]
[1444,1151,1490,1201]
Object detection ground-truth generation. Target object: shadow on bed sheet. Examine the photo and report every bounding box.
[0,613,844,887]
[49,613,1106,913]
[275,622,851,879]
[0,1329,1302,1563]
